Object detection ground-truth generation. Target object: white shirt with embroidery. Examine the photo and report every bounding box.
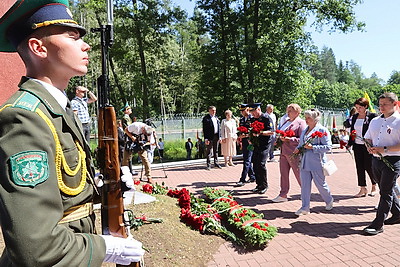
[364,112,400,157]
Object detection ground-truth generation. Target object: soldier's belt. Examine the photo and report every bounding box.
[59,202,94,224]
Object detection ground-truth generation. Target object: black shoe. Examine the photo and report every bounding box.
[235,182,245,187]
[206,166,211,171]
[258,188,268,194]
[251,187,260,192]
[215,164,222,169]
[363,226,383,235]
[384,216,400,225]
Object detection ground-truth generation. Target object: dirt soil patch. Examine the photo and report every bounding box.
[0,193,224,266]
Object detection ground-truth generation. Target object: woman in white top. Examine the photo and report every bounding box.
[347,97,378,197]
[220,110,237,166]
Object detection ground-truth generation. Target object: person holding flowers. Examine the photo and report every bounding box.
[346,97,378,197]
[248,103,275,194]
[293,109,334,215]
[362,92,400,235]
[235,104,256,186]
[272,104,306,203]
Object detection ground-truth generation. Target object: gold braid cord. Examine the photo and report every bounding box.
[32,19,78,29]
[36,109,86,195]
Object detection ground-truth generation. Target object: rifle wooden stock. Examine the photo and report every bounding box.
[98,107,140,267]
[98,107,125,237]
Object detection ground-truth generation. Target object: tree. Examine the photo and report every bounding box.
[388,71,400,85]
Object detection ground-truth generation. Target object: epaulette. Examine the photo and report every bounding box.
[11,91,40,111]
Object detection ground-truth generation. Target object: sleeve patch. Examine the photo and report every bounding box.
[10,151,49,187]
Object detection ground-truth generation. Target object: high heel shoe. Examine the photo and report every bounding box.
[354,187,367,198]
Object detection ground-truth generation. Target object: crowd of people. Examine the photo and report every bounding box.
[201,94,400,236]
[1,1,400,266]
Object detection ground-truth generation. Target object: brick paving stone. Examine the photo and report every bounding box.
[148,151,400,267]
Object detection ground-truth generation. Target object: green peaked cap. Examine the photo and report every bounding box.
[0,0,86,52]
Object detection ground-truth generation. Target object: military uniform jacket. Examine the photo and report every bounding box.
[0,77,106,266]
[250,113,274,151]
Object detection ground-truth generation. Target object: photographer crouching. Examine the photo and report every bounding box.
[122,121,154,184]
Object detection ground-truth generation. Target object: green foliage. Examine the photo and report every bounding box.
[164,140,187,160]
[68,0,396,119]
[388,71,400,85]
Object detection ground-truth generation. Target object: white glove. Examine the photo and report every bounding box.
[121,166,135,189]
[101,235,144,265]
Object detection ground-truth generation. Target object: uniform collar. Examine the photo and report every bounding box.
[380,111,399,119]
[18,76,65,116]
[29,77,68,110]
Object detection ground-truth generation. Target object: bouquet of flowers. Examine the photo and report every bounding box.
[141,185,278,248]
[248,121,264,150]
[351,130,394,171]
[292,130,327,157]
[204,187,277,248]
[142,182,169,195]
[237,126,249,137]
[275,129,296,148]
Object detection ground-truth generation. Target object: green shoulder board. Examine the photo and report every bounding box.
[12,92,40,111]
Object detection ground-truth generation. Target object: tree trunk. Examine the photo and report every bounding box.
[132,0,150,119]
[245,0,260,103]
[218,0,229,99]
[224,0,245,94]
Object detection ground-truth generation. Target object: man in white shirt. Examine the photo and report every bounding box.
[123,121,154,183]
[363,92,400,235]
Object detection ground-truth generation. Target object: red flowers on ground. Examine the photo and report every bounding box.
[142,184,153,194]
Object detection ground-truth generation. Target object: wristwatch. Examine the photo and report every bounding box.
[384,146,389,153]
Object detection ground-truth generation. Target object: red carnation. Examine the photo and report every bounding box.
[276,129,286,136]
[142,184,153,194]
[250,121,264,134]
[350,130,357,141]
[237,126,249,134]
[311,131,327,138]
[285,129,296,137]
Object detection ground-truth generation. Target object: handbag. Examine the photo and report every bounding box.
[323,159,338,176]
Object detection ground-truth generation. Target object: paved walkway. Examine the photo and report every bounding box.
[148,150,399,267]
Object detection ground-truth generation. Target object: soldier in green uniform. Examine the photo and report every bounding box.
[0,0,144,266]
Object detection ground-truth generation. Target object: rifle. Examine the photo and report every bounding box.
[93,1,141,266]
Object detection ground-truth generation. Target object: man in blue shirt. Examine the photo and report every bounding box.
[71,85,97,143]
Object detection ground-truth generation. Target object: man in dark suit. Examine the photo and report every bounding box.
[202,106,222,170]
[249,103,274,194]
